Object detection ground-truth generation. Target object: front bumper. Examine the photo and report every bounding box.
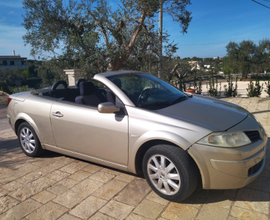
[188,142,266,189]
[188,115,267,190]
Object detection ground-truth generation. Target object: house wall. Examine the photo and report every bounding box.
[0,57,28,69]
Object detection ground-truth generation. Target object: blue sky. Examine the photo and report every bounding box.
[0,0,270,59]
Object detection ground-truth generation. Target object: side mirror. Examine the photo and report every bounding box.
[98,102,120,113]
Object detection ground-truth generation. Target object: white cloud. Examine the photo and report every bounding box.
[8,11,15,15]
[0,24,31,57]
[0,24,63,59]
[0,24,25,38]
[0,1,22,8]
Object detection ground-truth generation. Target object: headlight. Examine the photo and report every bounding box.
[197,131,251,148]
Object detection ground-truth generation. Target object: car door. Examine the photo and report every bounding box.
[50,101,129,166]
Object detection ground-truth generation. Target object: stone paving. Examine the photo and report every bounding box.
[0,97,270,220]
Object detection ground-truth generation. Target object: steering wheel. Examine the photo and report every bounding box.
[51,80,68,91]
[137,88,151,106]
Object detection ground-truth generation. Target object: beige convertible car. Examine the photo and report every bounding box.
[7,71,267,202]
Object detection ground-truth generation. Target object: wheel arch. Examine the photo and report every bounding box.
[16,119,45,157]
[134,140,176,177]
[14,113,41,138]
[130,130,191,174]
[134,139,201,184]
[15,119,27,136]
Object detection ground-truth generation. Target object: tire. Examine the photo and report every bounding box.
[142,144,198,202]
[18,122,44,157]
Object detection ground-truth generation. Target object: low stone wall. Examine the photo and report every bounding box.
[0,91,9,96]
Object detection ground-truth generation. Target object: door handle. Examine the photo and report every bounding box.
[52,111,63,117]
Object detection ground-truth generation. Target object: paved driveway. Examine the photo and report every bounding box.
[0,97,270,220]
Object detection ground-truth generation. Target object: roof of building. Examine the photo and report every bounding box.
[0,55,27,59]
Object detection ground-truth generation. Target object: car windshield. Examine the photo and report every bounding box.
[108,72,187,109]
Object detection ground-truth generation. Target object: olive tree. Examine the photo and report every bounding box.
[225,39,270,78]
[22,0,192,75]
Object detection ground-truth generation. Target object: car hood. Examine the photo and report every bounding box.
[156,95,248,131]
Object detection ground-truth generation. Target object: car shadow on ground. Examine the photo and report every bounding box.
[184,181,270,205]
[0,137,136,176]
[0,104,7,109]
[0,138,63,170]
[258,97,270,103]
[0,138,63,158]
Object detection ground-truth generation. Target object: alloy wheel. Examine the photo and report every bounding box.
[147,154,181,195]
[20,127,36,154]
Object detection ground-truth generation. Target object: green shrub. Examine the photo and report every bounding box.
[0,81,11,94]
[208,73,218,97]
[27,77,42,89]
[10,86,34,94]
[178,79,186,92]
[246,76,263,97]
[208,87,217,97]
[224,74,238,97]
[195,77,202,94]
[264,81,270,96]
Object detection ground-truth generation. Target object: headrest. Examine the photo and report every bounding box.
[79,81,96,95]
[76,79,87,88]
[51,80,68,90]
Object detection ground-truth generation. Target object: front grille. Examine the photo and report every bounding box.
[244,130,261,142]
[248,159,263,176]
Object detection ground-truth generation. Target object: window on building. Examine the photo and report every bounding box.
[3,60,7,65]
[10,61,15,65]
[21,61,27,65]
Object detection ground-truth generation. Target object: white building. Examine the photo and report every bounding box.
[188,61,201,70]
[0,51,28,69]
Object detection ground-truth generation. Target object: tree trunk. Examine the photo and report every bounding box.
[107,57,126,71]
[106,12,147,72]
[242,71,248,79]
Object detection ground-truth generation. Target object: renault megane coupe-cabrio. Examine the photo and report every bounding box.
[7,71,267,202]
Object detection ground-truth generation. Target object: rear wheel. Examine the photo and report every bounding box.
[142,144,198,202]
[18,122,44,157]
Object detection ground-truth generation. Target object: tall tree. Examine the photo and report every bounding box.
[22,0,192,75]
[165,58,196,82]
[226,40,255,78]
[225,39,270,78]
[252,39,270,73]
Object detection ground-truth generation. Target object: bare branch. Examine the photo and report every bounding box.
[170,62,181,75]
[88,11,109,46]
[127,12,147,53]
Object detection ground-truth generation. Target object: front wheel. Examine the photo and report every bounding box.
[142,144,198,202]
[18,122,44,157]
